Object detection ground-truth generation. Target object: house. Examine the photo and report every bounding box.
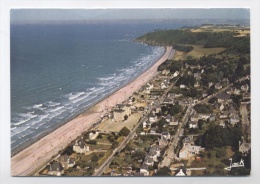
[113,104,132,122]
[216,93,231,103]
[68,158,75,168]
[190,114,199,122]
[159,135,168,149]
[194,81,200,88]
[209,113,216,122]
[175,166,187,176]
[230,114,240,125]
[178,98,193,107]
[189,121,198,128]
[183,135,194,147]
[149,114,157,123]
[169,117,179,126]
[162,69,170,76]
[162,132,171,140]
[165,114,172,123]
[155,104,161,114]
[150,144,160,153]
[143,121,150,129]
[219,111,230,119]
[173,71,180,77]
[202,91,208,98]
[227,87,240,95]
[218,120,226,128]
[58,154,69,169]
[163,98,174,105]
[179,145,204,159]
[194,73,202,81]
[73,138,89,154]
[144,157,154,166]
[215,83,222,90]
[198,113,211,120]
[219,103,225,111]
[140,164,149,176]
[167,93,182,99]
[161,82,167,89]
[241,84,249,92]
[47,161,64,176]
[239,137,251,155]
[180,84,186,89]
[150,127,157,134]
[242,92,250,100]
[89,132,99,140]
[222,78,230,85]
[208,82,214,88]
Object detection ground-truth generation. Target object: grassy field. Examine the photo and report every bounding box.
[187,45,226,58]
[97,113,141,132]
[173,45,226,60]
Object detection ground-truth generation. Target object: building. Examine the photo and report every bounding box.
[140,164,149,176]
[169,117,179,126]
[113,104,131,122]
[73,138,89,154]
[189,121,198,128]
[216,93,231,103]
[241,84,249,92]
[239,137,251,155]
[47,161,64,176]
[149,114,157,123]
[179,144,204,159]
[215,83,222,90]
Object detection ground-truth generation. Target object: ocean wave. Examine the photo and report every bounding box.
[47,106,65,113]
[47,101,60,107]
[30,114,49,126]
[11,125,31,137]
[13,113,38,126]
[33,104,43,108]
[68,92,85,100]
[98,76,115,81]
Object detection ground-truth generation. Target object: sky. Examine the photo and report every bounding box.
[11,8,250,23]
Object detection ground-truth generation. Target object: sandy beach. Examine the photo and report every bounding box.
[11,46,173,176]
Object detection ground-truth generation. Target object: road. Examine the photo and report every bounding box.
[159,105,191,168]
[93,115,147,176]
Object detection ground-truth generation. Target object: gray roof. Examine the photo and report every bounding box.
[49,161,63,172]
[216,93,231,100]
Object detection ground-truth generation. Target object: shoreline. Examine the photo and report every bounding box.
[11,46,173,176]
[11,45,166,157]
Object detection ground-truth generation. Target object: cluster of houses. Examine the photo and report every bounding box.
[140,144,161,176]
[179,136,204,159]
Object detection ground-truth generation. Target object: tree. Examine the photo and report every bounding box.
[119,127,131,136]
[124,115,128,121]
[131,150,146,160]
[208,97,217,104]
[194,104,213,113]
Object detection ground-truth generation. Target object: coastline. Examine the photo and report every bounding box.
[11,46,173,176]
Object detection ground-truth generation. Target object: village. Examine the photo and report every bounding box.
[37,40,251,176]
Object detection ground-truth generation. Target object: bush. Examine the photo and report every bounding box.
[86,140,97,145]
[119,127,131,137]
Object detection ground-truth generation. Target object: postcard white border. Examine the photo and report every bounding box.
[1,0,259,184]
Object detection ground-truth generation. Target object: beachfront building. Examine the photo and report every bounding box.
[113,104,131,122]
[47,161,64,176]
[73,138,90,154]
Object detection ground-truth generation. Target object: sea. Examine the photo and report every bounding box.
[11,19,248,155]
